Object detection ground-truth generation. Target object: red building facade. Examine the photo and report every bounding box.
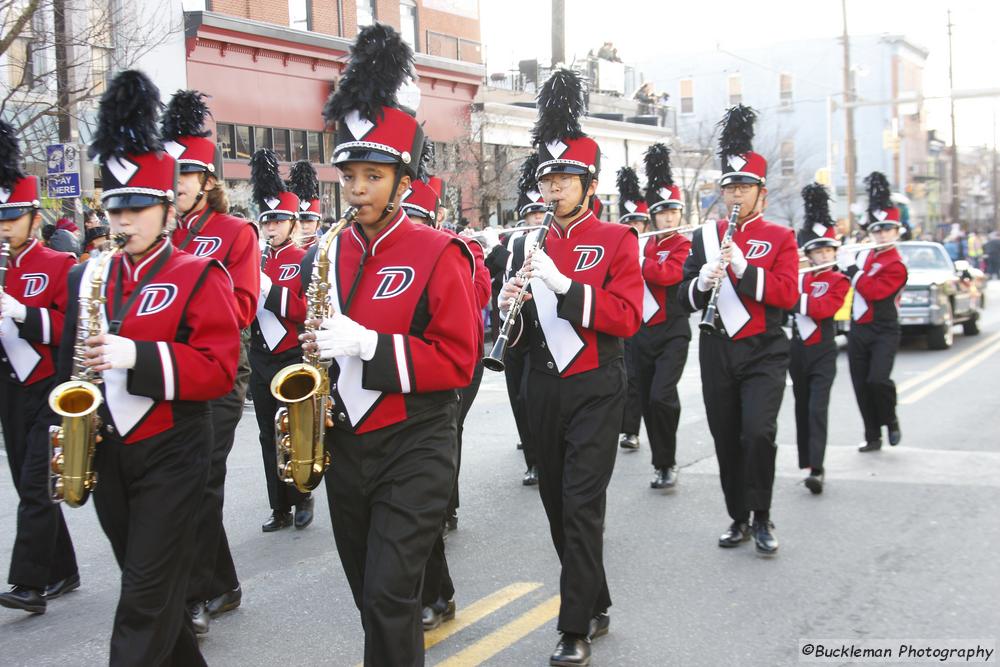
[184,7,482,218]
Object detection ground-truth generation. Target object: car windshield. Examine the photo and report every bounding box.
[900,245,953,271]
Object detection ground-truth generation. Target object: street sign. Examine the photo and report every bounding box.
[46,143,81,199]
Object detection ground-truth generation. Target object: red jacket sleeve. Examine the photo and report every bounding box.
[799,273,850,320]
[642,238,689,287]
[556,231,643,337]
[362,242,479,393]
[467,239,491,309]
[18,254,75,346]
[736,230,800,309]
[129,263,240,401]
[855,259,908,302]
[226,224,262,329]
[263,284,307,324]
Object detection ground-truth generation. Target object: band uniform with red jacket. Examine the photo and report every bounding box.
[0,232,80,612]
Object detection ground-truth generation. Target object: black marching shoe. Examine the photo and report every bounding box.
[188,601,209,635]
[550,633,591,666]
[618,434,639,451]
[421,598,456,630]
[262,510,292,532]
[804,472,824,495]
[522,465,539,486]
[294,496,314,529]
[888,422,902,446]
[588,612,610,640]
[44,572,81,599]
[516,441,524,450]
[445,513,458,532]
[858,439,883,453]
[650,466,678,490]
[752,520,779,556]
[206,585,242,618]
[718,520,751,548]
[0,586,46,614]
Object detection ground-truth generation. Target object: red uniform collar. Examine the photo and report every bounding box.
[180,206,214,229]
[12,238,39,268]
[266,240,296,258]
[737,212,763,232]
[122,238,171,282]
[348,208,410,257]
[550,210,597,239]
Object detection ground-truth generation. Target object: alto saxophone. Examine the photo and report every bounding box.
[48,237,123,507]
[270,208,357,492]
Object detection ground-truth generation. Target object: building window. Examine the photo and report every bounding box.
[680,79,694,114]
[289,0,311,30]
[728,74,742,106]
[235,125,252,160]
[356,0,376,29]
[291,130,308,161]
[254,127,273,152]
[780,72,793,108]
[400,0,418,49]
[91,47,112,96]
[307,131,323,163]
[780,140,795,177]
[216,123,235,160]
[273,129,291,161]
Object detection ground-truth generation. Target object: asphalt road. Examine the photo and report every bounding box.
[2,284,999,666]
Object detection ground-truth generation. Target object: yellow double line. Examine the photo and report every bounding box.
[353,582,559,667]
[897,330,1000,405]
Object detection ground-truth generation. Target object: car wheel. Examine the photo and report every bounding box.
[962,311,981,336]
[927,302,954,350]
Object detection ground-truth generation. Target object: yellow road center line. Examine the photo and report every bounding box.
[896,330,1000,396]
[435,595,561,667]
[900,336,1000,405]
[424,582,543,650]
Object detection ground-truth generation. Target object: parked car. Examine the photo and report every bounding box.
[897,241,984,349]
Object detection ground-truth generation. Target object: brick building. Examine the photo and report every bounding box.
[182,0,483,218]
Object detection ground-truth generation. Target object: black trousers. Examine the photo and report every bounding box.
[848,321,900,442]
[699,330,788,521]
[504,345,536,468]
[527,362,624,635]
[93,417,210,667]
[633,323,690,469]
[789,339,838,471]
[621,338,643,435]
[422,362,482,608]
[187,343,249,605]
[1,378,78,589]
[249,348,307,512]
[326,400,458,667]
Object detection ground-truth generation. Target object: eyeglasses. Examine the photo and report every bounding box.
[721,183,757,194]
[539,174,578,189]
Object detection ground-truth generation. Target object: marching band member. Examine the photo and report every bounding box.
[791,184,849,494]
[401,153,490,630]
[615,166,649,452]
[162,88,260,631]
[498,68,642,666]
[306,25,479,665]
[0,121,80,615]
[634,144,691,490]
[489,153,548,485]
[842,172,907,453]
[287,160,322,249]
[248,149,313,531]
[72,69,239,665]
[677,105,798,555]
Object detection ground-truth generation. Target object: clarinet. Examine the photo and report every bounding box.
[698,203,742,332]
[482,201,557,372]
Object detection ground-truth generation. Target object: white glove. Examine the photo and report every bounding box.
[528,248,572,295]
[0,292,27,322]
[97,334,137,370]
[478,227,500,253]
[728,243,748,278]
[697,261,719,292]
[315,313,378,361]
[259,272,273,298]
[836,248,856,272]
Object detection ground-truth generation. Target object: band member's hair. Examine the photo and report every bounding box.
[205,174,230,213]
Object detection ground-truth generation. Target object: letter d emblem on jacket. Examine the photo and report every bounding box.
[573,245,605,271]
[372,267,415,300]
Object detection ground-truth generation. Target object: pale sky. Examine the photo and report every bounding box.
[480,0,1000,148]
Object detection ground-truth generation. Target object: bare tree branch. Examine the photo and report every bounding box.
[0,0,40,58]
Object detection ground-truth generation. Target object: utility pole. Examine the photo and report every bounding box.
[52,0,75,218]
[551,0,565,66]
[841,0,857,227]
[947,10,961,229]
